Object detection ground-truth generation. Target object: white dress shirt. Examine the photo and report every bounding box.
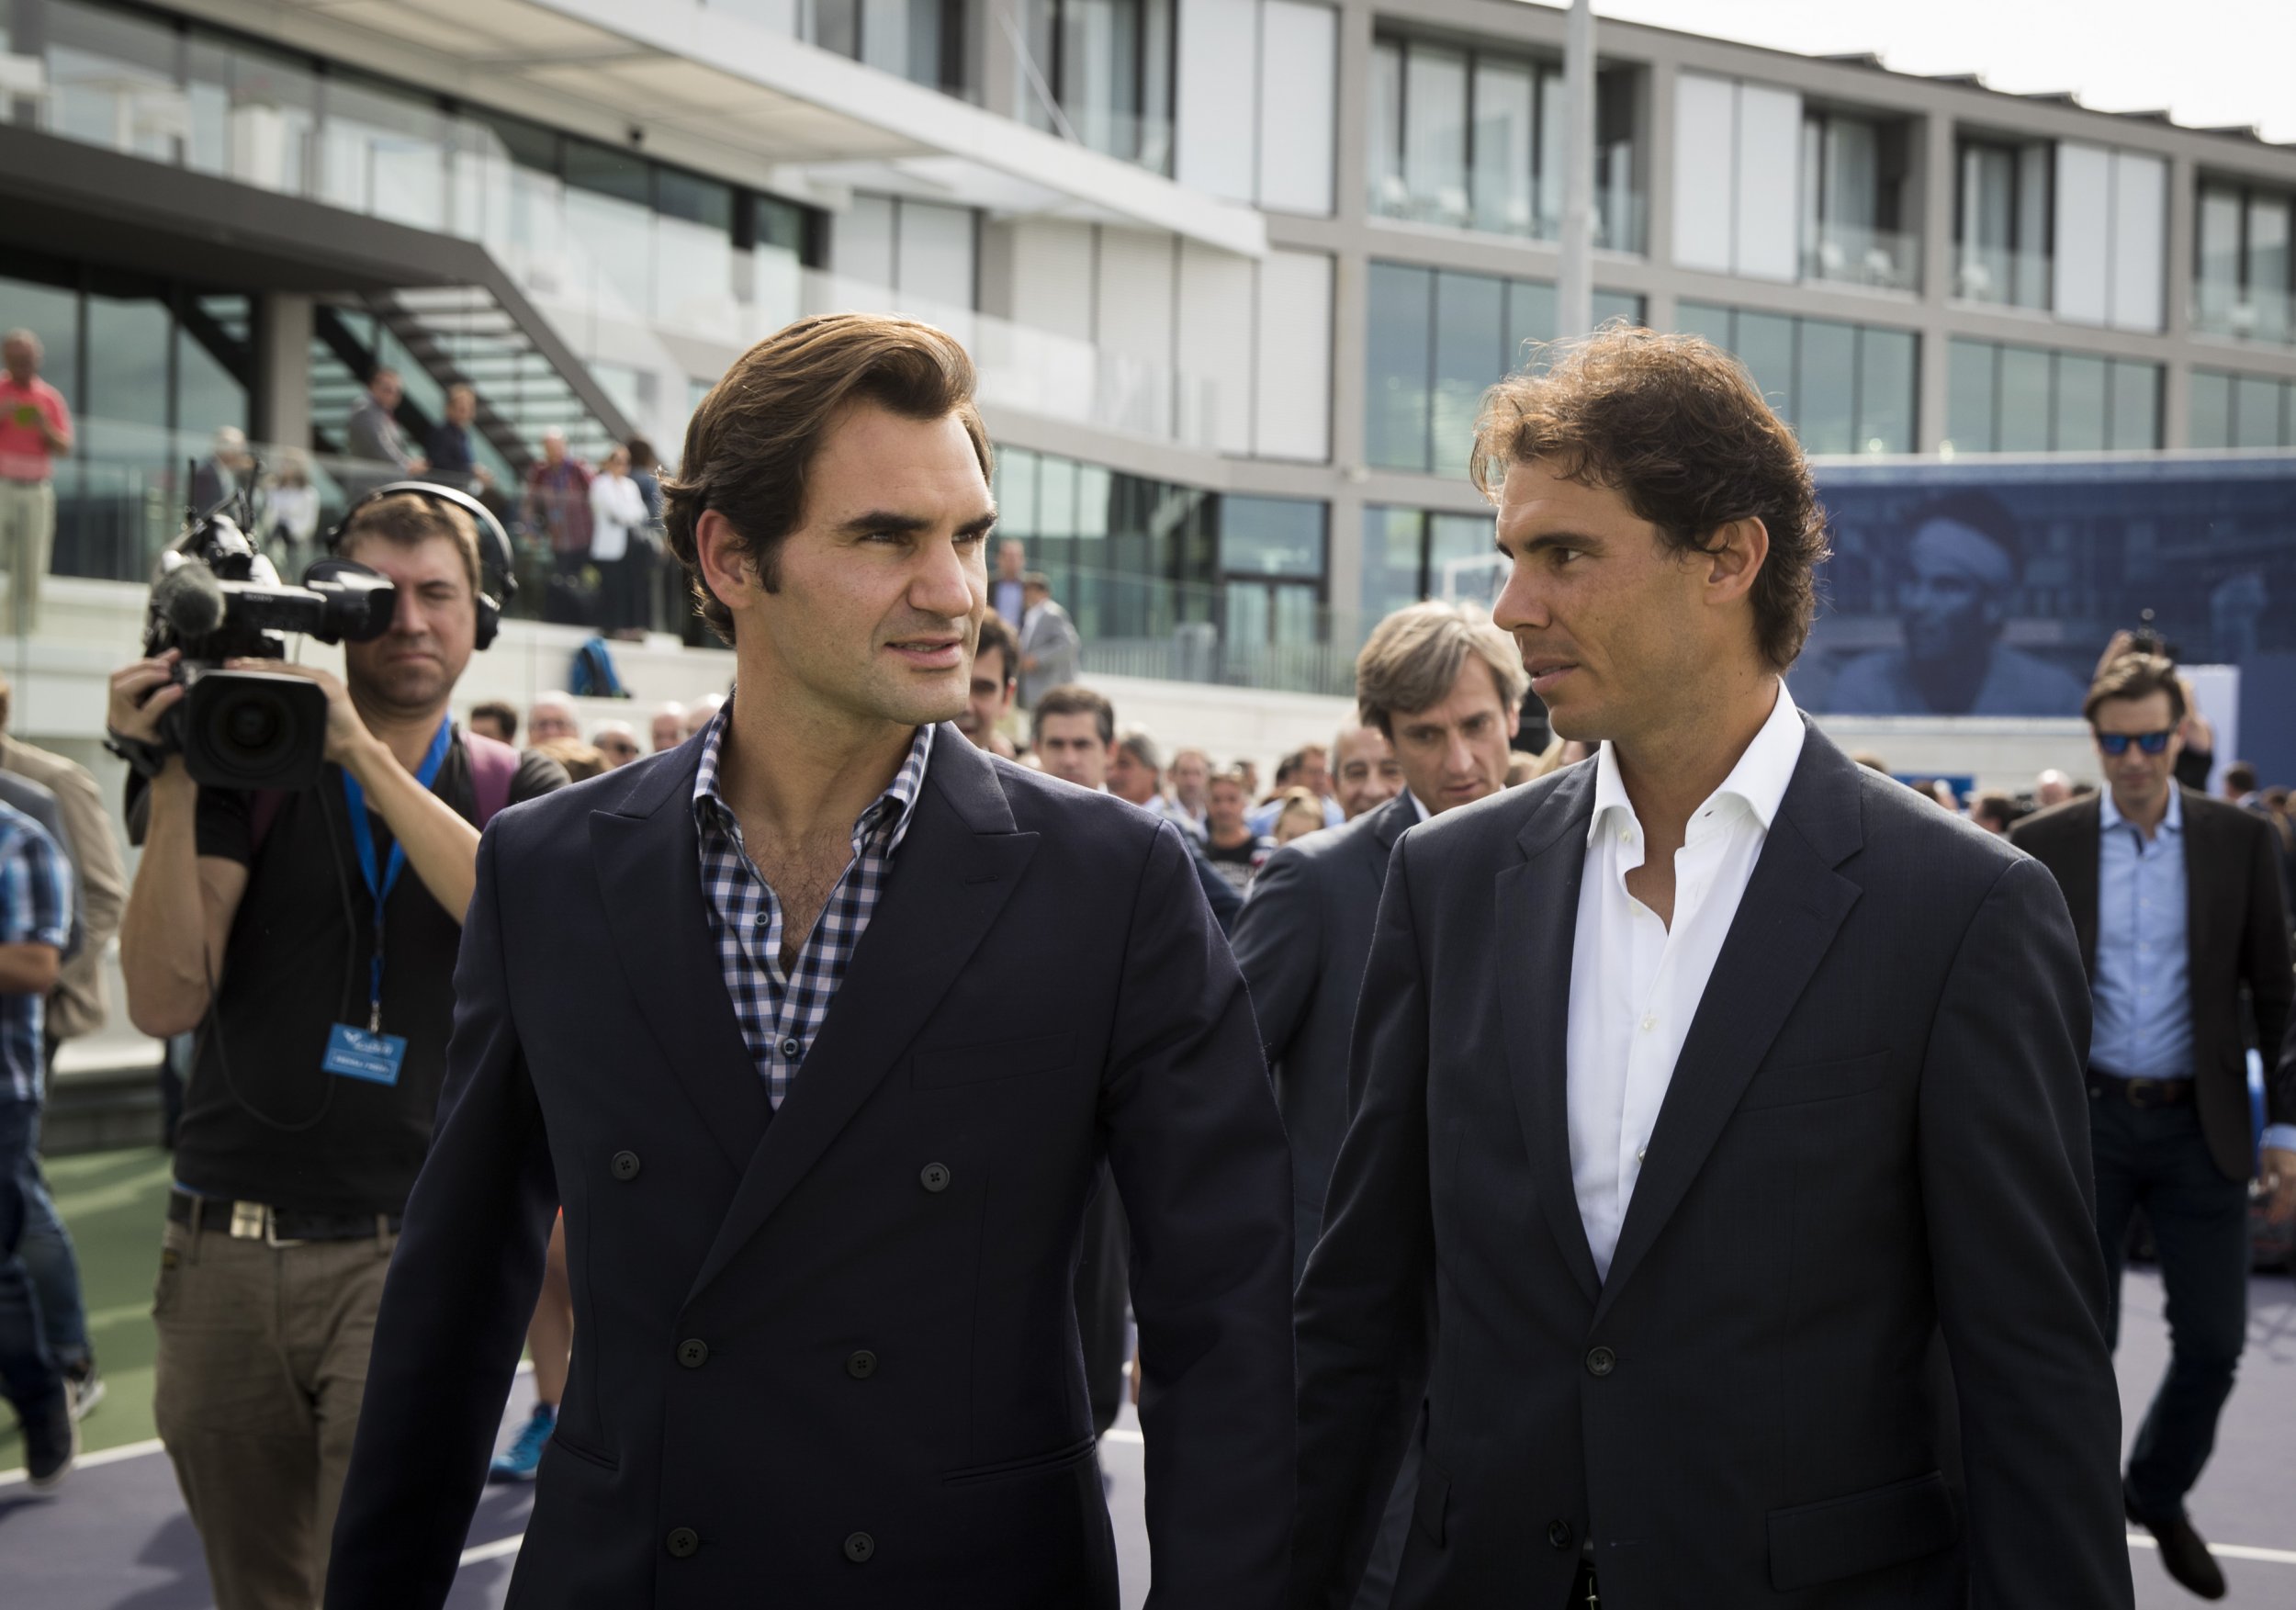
[588,471,648,563]
[1566,683,1806,1279]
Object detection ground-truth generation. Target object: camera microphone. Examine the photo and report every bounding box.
[152,561,227,639]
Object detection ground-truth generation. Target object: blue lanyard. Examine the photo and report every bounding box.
[343,717,454,1032]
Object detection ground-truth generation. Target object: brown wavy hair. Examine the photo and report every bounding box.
[664,314,993,644]
[1470,323,1829,670]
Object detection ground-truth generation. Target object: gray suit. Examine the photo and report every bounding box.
[1294,721,2130,1609]
[1018,600,1080,709]
[1232,792,1413,1282]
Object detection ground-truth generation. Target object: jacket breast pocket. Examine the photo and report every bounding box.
[1767,1469,1958,1592]
[914,1030,1076,1091]
[1739,1051,1890,1112]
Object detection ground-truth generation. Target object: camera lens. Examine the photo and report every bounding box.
[225,701,279,753]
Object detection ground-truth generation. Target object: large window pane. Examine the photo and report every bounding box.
[565,188,658,321]
[995,447,1039,538]
[2196,186,2244,333]
[1794,317,1856,455]
[1945,338,1997,453]
[44,0,181,163]
[321,77,449,231]
[1732,310,1796,423]
[1402,45,1469,227]
[1366,263,1433,472]
[1427,512,1497,604]
[1997,345,2052,452]
[2248,196,2291,343]
[2053,353,2107,451]
[1592,289,1644,328]
[1507,279,1557,365]
[1855,327,1915,453]
[1674,299,1733,350]
[1471,60,1535,237]
[1221,496,1325,579]
[2234,375,2283,448]
[2189,369,2234,449]
[178,298,250,438]
[1368,40,1404,217]
[0,276,81,415]
[1362,506,1424,621]
[2109,360,2159,450]
[1431,272,1504,480]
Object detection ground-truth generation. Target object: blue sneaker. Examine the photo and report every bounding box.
[490,1403,557,1482]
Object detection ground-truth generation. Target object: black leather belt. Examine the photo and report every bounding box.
[168,1188,402,1245]
[2088,1073,2195,1109]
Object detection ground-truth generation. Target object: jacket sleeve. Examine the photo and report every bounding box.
[51,757,125,1012]
[2234,814,2295,1130]
[1289,835,1435,1610]
[1919,856,2133,1610]
[325,828,559,1610]
[1101,819,1293,1609]
[1230,843,1322,1069]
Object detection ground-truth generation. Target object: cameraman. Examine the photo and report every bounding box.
[108,492,566,1610]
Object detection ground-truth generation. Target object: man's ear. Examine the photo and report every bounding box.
[694,511,754,610]
[1704,516,1770,607]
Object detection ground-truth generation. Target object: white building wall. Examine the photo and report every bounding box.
[1256,0,1336,217]
[1175,0,1259,204]
[1254,248,1334,460]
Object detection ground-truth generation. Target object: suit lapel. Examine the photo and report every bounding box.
[1591,728,1863,1326]
[2177,788,2210,992]
[591,753,768,1177]
[687,730,1039,1300]
[1494,766,1603,1303]
[2067,798,2104,975]
[1358,793,1412,890]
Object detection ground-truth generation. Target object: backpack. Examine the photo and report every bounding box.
[568,636,628,699]
[248,729,521,853]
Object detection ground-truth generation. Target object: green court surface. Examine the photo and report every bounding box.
[1,1145,174,1466]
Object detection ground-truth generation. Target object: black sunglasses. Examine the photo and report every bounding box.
[2094,729,2174,757]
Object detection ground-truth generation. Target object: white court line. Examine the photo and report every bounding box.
[2129,1533,2296,1566]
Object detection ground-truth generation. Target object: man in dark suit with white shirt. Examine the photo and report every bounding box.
[1293,328,2130,1610]
[328,313,1292,1609]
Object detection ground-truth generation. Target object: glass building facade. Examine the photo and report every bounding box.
[1368,34,1642,252]
[1674,301,1918,456]
[1367,262,1641,478]
[1944,338,2162,454]
[2195,176,2294,345]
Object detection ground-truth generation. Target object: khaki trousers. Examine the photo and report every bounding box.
[0,478,52,635]
[152,1215,395,1610]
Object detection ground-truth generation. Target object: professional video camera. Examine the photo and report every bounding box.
[141,486,398,792]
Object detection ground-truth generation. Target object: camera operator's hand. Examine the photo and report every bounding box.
[224,659,369,768]
[108,649,186,747]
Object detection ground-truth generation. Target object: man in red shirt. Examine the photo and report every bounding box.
[0,332,73,636]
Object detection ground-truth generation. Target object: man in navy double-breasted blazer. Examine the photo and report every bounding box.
[326,314,1293,1609]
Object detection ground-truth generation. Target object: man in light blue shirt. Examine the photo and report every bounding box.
[2013,652,2296,1601]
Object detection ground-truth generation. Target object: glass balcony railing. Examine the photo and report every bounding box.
[1953,246,2053,310]
[1370,180,1649,256]
[2193,283,2295,345]
[1800,225,1919,293]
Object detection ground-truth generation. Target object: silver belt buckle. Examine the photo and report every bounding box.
[229,1200,265,1240]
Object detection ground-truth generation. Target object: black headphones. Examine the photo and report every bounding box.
[323,479,519,651]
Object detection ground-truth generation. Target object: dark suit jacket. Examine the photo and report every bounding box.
[2011,787,2294,1179]
[1294,724,2129,1610]
[327,726,1293,1610]
[1232,792,1414,1279]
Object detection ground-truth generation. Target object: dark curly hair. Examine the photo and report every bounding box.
[664,314,993,644]
[1470,323,1830,670]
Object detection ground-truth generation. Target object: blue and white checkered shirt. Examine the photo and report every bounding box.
[692,704,934,1109]
[0,800,72,1104]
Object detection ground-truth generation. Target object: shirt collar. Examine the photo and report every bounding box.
[692,701,935,857]
[1405,791,1433,824]
[2100,782,2182,838]
[1587,681,1806,845]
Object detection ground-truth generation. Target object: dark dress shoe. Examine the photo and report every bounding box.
[2126,1481,2226,1600]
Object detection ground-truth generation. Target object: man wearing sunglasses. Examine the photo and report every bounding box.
[2013,651,2295,1602]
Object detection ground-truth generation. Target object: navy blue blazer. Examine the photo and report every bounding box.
[326,725,1293,1609]
[1293,723,2130,1609]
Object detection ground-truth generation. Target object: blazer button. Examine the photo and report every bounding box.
[1585,1345,1616,1378]
[611,1151,641,1181]
[919,1162,951,1193]
[678,1338,710,1368]
[1547,1519,1575,1550]
[847,1349,878,1379]
[666,1527,699,1558]
[844,1531,875,1563]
